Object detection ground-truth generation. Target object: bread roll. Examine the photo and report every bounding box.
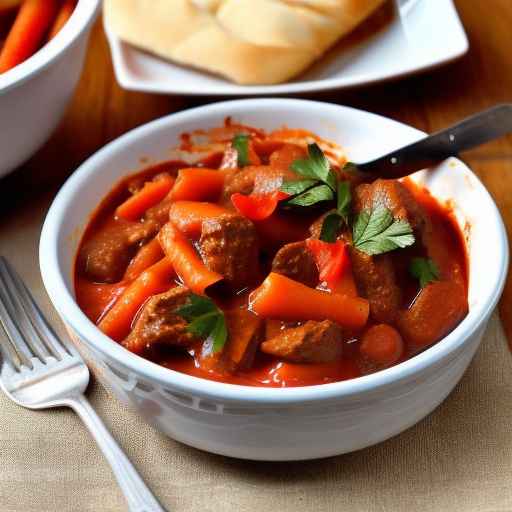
[104,0,387,85]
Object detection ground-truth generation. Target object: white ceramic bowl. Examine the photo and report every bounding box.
[40,99,508,461]
[0,0,100,178]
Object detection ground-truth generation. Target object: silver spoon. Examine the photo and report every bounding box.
[354,104,512,180]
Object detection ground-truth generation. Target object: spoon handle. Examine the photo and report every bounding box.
[357,104,512,179]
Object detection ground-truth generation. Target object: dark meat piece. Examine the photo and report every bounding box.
[271,241,319,288]
[222,162,300,201]
[350,247,401,323]
[261,320,343,363]
[143,199,173,228]
[199,213,259,290]
[349,179,431,323]
[123,286,197,355]
[268,143,306,170]
[199,309,263,374]
[354,179,430,235]
[79,221,156,283]
[397,281,468,354]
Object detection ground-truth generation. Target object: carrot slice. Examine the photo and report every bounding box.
[158,222,223,295]
[249,272,369,330]
[124,238,164,281]
[169,201,230,238]
[171,168,227,202]
[360,324,404,367]
[231,190,289,221]
[116,175,174,221]
[306,239,349,288]
[48,0,76,40]
[0,0,58,73]
[98,258,175,341]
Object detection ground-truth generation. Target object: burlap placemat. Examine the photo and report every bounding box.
[0,189,511,512]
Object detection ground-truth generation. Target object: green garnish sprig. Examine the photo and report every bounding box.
[409,257,440,288]
[176,294,227,353]
[281,143,337,206]
[232,134,250,167]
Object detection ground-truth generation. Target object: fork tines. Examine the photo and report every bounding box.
[0,256,70,371]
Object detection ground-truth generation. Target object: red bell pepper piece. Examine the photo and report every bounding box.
[306,239,349,289]
[231,190,289,221]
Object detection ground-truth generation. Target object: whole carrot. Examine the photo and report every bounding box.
[0,0,58,73]
[48,0,76,40]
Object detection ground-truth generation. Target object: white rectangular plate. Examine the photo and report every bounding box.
[105,0,468,96]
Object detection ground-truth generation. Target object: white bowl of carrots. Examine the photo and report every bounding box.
[39,99,508,460]
[0,0,100,178]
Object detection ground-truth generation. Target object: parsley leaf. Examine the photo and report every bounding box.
[290,143,337,191]
[175,294,228,353]
[336,180,351,225]
[352,207,415,255]
[287,184,334,207]
[409,257,440,288]
[232,134,250,167]
[318,180,352,243]
[319,213,342,243]
[280,179,318,196]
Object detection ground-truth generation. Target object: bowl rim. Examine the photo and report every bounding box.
[0,0,101,94]
[39,98,509,405]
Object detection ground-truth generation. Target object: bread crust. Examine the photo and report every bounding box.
[104,0,387,85]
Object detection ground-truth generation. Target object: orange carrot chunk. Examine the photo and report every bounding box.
[171,168,227,202]
[158,222,223,295]
[231,190,289,221]
[98,258,175,341]
[124,237,164,281]
[48,0,76,40]
[0,0,58,73]
[360,324,404,367]
[169,201,231,238]
[249,272,369,330]
[116,175,174,221]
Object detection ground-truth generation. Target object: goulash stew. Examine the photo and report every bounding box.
[75,122,468,387]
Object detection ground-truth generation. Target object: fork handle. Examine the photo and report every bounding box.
[66,394,167,512]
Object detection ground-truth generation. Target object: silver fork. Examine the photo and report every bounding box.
[0,257,166,512]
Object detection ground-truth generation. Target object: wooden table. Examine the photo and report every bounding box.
[2,0,511,343]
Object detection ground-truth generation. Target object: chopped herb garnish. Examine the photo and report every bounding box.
[409,257,440,288]
[319,213,342,243]
[232,134,250,167]
[280,179,318,196]
[176,294,227,352]
[290,143,337,191]
[318,180,352,243]
[287,184,334,207]
[280,143,339,210]
[352,207,415,255]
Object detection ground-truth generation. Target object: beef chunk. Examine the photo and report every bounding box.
[199,309,263,374]
[350,247,401,323]
[222,162,300,201]
[123,286,197,355]
[143,198,173,227]
[261,320,343,363]
[199,213,259,290]
[79,221,156,283]
[349,180,430,323]
[354,179,429,235]
[268,143,306,170]
[271,241,319,288]
[396,281,467,354]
